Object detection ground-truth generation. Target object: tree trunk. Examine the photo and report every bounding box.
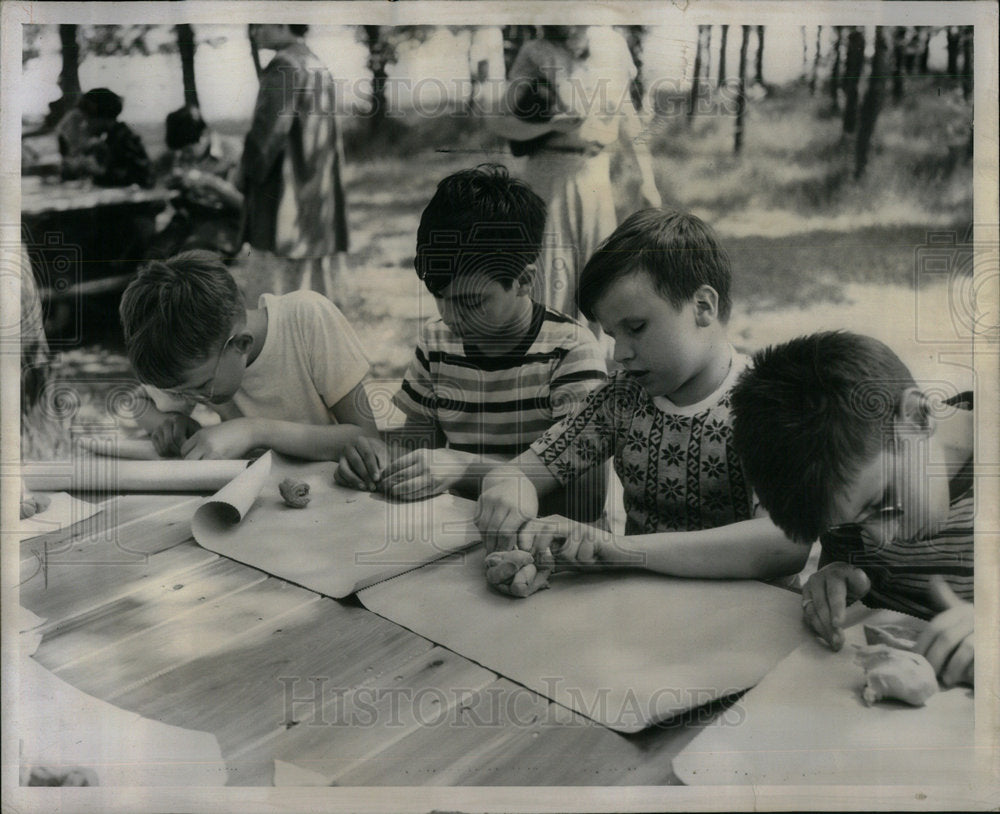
[891,26,906,103]
[843,27,865,134]
[623,26,646,110]
[755,26,765,86]
[809,26,822,94]
[45,24,81,126]
[918,28,931,74]
[800,26,809,82]
[830,27,842,111]
[249,24,262,78]
[960,28,973,101]
[946,26,960,79]
[364,24,389,131]
[735,25,750,154]
[176,24,200,109]
[704,26,712,82]
[855,26,888,178]
[688,25,706,122]
[718,25,729,87]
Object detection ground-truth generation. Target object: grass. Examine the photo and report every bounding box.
[21,77,973,459]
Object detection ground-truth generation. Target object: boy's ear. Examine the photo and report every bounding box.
[897,387,934,434]
[692,284,719,326]
[515,266,535,295]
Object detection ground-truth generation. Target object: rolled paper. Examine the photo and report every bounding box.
[192,452,274,537]
[23,459,251,493]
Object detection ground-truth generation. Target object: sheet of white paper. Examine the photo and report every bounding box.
[18,656,228,787]
[13,492,103,544]
[672,610,976,785]
[191,453,479,598]
[359,550,810,732]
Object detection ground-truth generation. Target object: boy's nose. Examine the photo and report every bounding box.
[612,339,633,363]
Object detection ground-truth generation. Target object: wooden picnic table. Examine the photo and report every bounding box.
[20,175,177,218]
[18,490,731,787]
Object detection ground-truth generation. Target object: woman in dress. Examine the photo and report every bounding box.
[488,26,661,325]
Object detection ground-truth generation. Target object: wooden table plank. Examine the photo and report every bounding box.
[19,539,218,624]
[449,701,705,786]
[243,644,497,785]
[107,596,437,782]
[330,678,553,786]
[35,557,269,671]
[45,577,320,699]
[19,494,199,560]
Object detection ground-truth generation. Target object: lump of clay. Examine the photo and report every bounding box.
[863,617,925,651]
[19,493,51,520]
[856,644,938,707]
[278,478,311,508]
[484,548,555,598]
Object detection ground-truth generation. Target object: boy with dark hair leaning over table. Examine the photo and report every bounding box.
[335,164,609,522]
[730,331,974,687]
[120,249,380,461]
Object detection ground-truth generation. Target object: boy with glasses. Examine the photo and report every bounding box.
[120,250,379,460]
[731,331,974,686]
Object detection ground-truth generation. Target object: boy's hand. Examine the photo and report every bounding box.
[515,517,611,569]
[802,562,872,651]
[475,468,540,554]
[379,448,463,501]
[333,436,388,492]
[151,412,201,457]
[916,578,974,686]
[181,419,257,460]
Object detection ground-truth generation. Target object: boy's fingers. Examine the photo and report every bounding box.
[818,577,845,649]
[928,575,961,612]
[844,567,872,604]
[940,636,974,687]
[824,573,848,629]
[921,616,969,677]
[334,460,365,490]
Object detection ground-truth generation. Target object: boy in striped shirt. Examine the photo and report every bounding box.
[731,332,974,687]
[336,165,608,520]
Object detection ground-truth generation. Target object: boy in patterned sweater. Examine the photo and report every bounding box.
[731,332,973,686]
[476,208,808,590]
[336,165,608,521]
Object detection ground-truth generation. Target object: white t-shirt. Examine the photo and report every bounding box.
[146,291,369,425]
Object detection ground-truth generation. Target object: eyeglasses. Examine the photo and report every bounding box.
[825,500,904,541]
[164,333,237,403]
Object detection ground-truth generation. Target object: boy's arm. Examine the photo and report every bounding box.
[133,387,201,457]
[181,381,380,462]
[610,516,809,580]
[477,450,563,552]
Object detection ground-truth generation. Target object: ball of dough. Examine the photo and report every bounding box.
[856,644,938,707]
[278,478,311,509]
[484,548,555,598]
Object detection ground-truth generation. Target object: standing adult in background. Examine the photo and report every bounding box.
[238,24,349,302]
[486,26,661,328]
